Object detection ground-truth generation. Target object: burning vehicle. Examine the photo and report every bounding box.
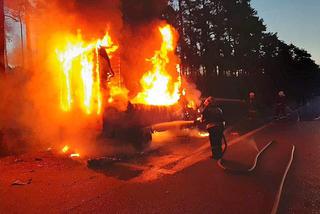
[0,0,204,158]
[54,24,200,151]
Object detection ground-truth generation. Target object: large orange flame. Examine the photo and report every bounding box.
[56,32,118,115]
[132,25,181,106]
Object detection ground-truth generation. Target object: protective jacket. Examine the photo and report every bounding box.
[202,104,225,130]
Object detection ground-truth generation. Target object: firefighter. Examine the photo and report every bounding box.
[275,91,287,119]
[201,96,225,160]
[247,92,258,119]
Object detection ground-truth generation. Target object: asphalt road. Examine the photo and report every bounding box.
[1,98,320,213]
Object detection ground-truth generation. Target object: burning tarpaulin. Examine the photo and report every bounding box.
[53,21,185,110]
[55,31,119,115]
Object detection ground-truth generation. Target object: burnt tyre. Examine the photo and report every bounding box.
[129,127,152,151]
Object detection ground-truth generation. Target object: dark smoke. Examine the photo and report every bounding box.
[121,0,168,26]
[119,0,171,97]
[69,0,123,36]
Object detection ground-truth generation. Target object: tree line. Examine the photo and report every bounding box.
[162,0,320,104]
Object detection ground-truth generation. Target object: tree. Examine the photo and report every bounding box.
[163,0,320,100]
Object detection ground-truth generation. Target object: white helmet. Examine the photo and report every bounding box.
[278,91,285,97]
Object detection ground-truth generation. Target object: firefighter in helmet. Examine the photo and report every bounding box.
[247,92,258,119]
[275,91,287,119]
[201,96,225,160]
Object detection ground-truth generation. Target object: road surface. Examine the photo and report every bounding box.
[1,98,320,213]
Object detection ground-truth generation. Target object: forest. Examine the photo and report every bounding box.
[158,0,320,104]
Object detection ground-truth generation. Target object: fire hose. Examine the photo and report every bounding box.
[150,120,228,158]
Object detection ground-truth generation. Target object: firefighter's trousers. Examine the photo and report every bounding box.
[207,126,224,160]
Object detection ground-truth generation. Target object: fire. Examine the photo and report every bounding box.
[70,153,80,158]
[132,25,181,106]
[107,83,129,111]
[199,132,209,137]
[187,100,196,109]
[62,145,69,153]
[56,31,118,115]
[61,145,80,157]
[182,88,197,109]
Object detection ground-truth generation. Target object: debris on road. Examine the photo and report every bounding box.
[11,178,32,186]
[14,158,24,163]
[87,157,122,168]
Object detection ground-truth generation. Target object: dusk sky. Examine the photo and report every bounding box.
[251,0,320,65]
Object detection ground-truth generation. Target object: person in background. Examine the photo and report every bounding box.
[201,97,225,160]
[247,92,258,119]
[275,91,287,119]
